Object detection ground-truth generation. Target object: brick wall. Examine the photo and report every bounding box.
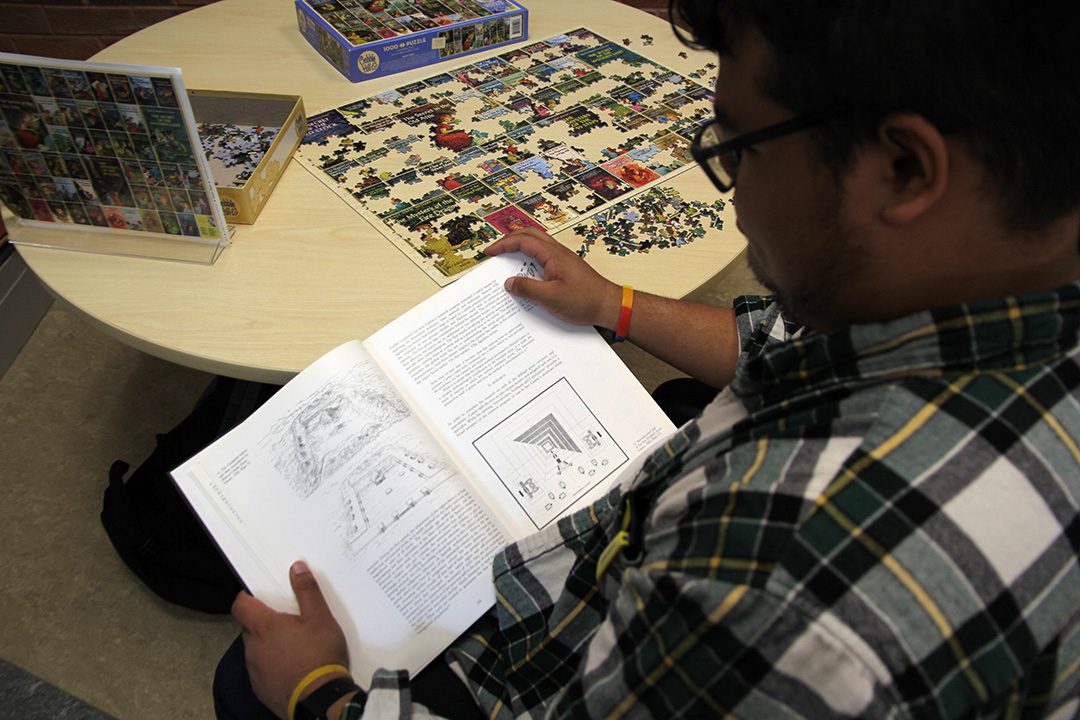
[0,0,671,61]
[0,0,223,61]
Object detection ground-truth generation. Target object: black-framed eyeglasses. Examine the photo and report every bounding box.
[690,115,828,192]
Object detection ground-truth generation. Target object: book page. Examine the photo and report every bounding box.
[171,340,509,682]
[366,253,675,538]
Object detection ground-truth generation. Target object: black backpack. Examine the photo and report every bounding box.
[101,377,278,614]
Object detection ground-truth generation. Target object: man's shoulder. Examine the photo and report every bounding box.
[655,361,1080,568]
[722,360,1078,487]
[646,365,1080,711]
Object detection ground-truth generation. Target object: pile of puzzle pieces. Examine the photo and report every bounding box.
[573,186,726,256]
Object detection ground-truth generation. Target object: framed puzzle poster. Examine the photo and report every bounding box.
[296,27,725,286]
[0,53,231,264]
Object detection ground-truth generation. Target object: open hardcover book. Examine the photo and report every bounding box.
[171,252,675,682]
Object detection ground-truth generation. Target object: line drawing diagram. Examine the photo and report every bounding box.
[335,440,460,556]
[260,361,461,556]
[262,362,410,500]
[473,377,627,529]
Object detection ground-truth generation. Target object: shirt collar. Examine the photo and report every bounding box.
[733,281,1080,407]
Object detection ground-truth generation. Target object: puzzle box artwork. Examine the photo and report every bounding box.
[296,0,528,82]
[296,27,723,285]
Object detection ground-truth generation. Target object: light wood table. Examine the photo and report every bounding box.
[11,0,744,383]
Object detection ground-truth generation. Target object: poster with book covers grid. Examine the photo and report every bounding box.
[0,53,229,261]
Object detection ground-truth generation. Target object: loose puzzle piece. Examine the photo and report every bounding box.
[295,26,719,285]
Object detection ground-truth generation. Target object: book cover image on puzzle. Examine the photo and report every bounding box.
[0,53,229,250]
[295,27,719,285]
[306,0,505,46]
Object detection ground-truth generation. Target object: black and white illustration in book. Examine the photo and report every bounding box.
[473,377,628,530]
[259,358,467,559]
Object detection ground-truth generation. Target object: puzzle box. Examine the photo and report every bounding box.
[295,0,528,83]
[191,90,306,224]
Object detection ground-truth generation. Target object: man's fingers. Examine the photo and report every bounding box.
[487,228,562,265]
[232,590,273,632]
[290,561,332,621]
[483,235,516,255]
[504,274,560,304]
[233,562,334,631]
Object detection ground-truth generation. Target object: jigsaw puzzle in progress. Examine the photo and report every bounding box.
[296,27,721,285]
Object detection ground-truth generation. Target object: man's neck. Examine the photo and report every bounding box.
[816,211,1080,333]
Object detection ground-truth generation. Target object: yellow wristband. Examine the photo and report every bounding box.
[614,285,634,342]
[287,664,350,720]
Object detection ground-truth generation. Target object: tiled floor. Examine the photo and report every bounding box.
[1,302,232,720]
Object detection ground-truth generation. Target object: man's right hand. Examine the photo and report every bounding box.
[487,227,741,389]
[485,228,624,330]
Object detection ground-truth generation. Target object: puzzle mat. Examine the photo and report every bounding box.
[296,27,737,286]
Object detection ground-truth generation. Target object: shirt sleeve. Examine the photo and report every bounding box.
[732,295,803,356]
[536,440,897,718]
[345,669,444,719]
[344,582,892,719]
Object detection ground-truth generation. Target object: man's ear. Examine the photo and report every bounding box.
[876,113,949,225]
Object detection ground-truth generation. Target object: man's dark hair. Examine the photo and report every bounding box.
[671,0,1080,232]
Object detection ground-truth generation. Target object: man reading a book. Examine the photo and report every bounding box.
[218,1,1080,717]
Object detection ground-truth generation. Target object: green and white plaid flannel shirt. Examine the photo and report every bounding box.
[350,282,1080,719]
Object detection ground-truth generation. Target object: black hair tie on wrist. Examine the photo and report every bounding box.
[295,678,366,720]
